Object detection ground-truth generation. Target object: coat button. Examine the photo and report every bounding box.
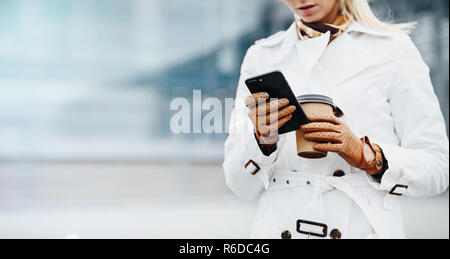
[333,170,345,177]
[281,230,292,240]
[330,229,342,239]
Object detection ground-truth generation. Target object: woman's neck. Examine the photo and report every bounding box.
[318,4,341,24]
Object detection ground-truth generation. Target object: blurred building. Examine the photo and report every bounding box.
[0,0,448,240]
[0,0,448,163]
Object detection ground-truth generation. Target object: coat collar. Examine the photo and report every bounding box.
[346,21,399,37]
[269,21,394,85]
[269,22,330,76]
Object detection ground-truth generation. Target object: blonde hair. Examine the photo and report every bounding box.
[339,0,416,34]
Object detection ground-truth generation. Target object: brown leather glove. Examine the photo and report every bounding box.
[245,92,296,145]
[300,113,384,175]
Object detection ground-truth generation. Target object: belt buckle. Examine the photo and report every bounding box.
[389,184,408,196]
[296,219,328,238]
[245,160,261,176]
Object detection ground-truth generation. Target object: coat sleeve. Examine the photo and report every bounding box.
[223,46,286,201]
[370,35,449,198]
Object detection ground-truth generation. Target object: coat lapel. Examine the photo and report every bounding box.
[268,23,297,66]
[320,32,379,87]
[269,22,330,75]
[295,31,331,76]
[320,21,396,86]
[270,21,393,87]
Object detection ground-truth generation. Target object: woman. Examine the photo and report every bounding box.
[223,0,449,239]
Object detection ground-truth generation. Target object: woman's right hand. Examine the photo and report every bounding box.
[245,92,297,145]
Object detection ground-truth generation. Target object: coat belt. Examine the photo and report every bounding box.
[269,170,369,192]
[268,169,392,239]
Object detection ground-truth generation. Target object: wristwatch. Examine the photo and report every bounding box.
[361,137,388,176]
[372,150,389,182]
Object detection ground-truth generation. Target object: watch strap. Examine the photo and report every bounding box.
[360,136,385,175]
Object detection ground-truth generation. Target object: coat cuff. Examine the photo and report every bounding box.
[366,143,410,210]
[243,134,283,189]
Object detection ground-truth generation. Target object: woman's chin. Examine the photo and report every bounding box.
[296,13,323,23]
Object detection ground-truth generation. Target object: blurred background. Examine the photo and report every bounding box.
[0,0,448,239]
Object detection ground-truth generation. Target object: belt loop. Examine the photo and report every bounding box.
[264,164,276,190]
[305,174,329,214]
[383,193,395,210]
[263,174,270,190]
[384,175,409,210]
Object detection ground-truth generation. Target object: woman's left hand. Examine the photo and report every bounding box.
[301,113,382,175]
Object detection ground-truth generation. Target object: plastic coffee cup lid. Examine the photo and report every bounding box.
[297,94,334,107]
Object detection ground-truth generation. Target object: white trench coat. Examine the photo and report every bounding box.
[223,21,449,239]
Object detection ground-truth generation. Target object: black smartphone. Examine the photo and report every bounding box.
[245,71,310,135]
